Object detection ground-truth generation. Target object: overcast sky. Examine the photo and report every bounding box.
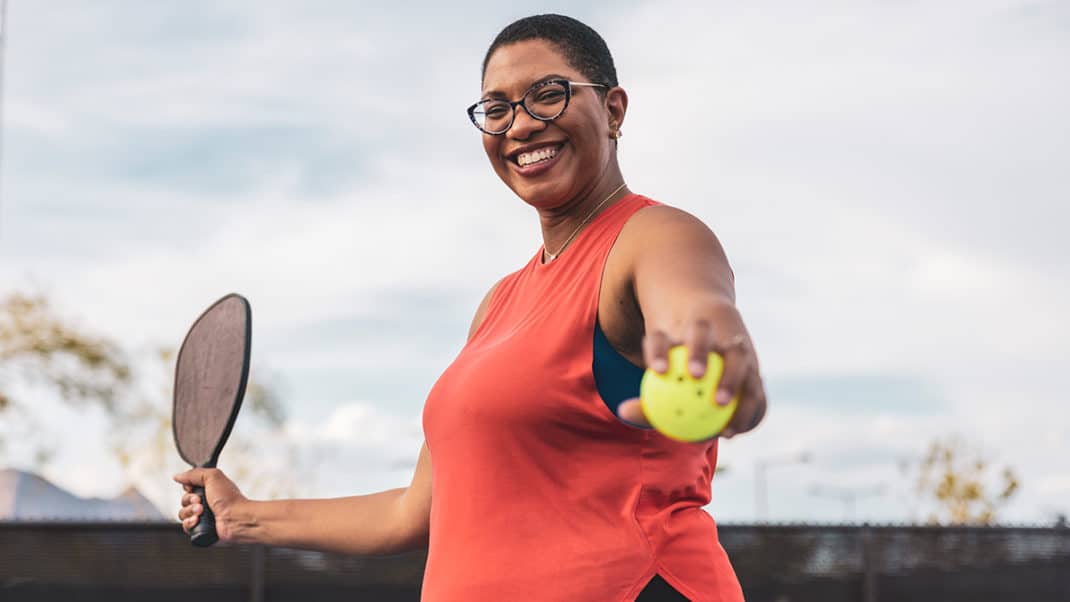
[1,1,1067,524]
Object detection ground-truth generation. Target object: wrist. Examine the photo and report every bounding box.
[227,497,265,545]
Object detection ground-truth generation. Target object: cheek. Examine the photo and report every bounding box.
[482,134,505,163]
[569,122,608,165]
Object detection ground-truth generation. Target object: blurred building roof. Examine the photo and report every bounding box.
[0,468,164,521]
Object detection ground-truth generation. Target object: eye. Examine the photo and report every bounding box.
[483,102,510,118]
[534,89,565,102]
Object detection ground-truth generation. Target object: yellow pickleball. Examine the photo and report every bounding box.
[639,345,739,442]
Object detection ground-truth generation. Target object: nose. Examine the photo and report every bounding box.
[507,104,547,140]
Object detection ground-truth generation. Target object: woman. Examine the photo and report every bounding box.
[175,14,766,601]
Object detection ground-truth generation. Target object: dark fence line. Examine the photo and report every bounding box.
[1,522,1067,601]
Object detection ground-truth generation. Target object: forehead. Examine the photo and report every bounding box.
[482,39,582,96]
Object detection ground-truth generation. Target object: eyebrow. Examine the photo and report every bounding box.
[481,74,570,100]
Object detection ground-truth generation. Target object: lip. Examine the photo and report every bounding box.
[507,142,567,178]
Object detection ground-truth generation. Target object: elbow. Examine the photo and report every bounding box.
[389,487,431,555]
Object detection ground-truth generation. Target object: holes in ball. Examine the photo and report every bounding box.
[675,408,684,417]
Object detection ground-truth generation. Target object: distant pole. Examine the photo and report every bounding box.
[755,451,812,521]
[809,484,886,522]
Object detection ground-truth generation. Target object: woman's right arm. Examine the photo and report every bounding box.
[174,444,429,556]
[175,278,502,556]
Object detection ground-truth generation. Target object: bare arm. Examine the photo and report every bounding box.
[177,278,504,555]
[242,486,414,555]
[615,205,767,438]
[174,467,418,556]
[254,437,435,554]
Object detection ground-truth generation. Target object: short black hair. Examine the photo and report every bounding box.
[481,14,618,89]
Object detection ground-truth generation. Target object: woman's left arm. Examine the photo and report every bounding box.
[616,206,767,439]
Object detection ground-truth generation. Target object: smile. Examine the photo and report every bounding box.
[506,142,566,177]
[517,145,560,167]
[506,142,565,166]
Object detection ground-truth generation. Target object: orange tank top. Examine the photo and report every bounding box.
[421,194,744,601]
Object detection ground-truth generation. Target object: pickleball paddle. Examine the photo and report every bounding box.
[640,345,738,442]
[172,293,251,547]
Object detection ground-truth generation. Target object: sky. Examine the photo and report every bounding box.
[1,1,1067,524]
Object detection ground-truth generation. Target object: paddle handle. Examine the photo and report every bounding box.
[190,485,219,547]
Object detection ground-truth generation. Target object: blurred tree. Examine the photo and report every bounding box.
[1,290,305,509]
[912,435,1020,525]
[110,345,303,506]
[0,292,131,466]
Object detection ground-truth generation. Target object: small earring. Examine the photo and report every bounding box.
[610,129,622,140]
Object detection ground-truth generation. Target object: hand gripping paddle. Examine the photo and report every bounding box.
[640,345,738,443]
[172,293,251,547]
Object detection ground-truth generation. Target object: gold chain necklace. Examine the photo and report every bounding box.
[543,182,627,262]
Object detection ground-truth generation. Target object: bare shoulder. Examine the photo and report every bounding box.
[623,204,719,244]
[599,204,727,362]
[467,277,506,341]
[616,203,729,271]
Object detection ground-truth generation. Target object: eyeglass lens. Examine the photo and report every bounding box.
[473,81,569,134]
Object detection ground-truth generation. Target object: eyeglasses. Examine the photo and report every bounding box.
[467,79,609,135]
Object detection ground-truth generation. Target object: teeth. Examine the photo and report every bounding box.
[517,146,559,167]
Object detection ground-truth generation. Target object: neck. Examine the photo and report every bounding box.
[539,177,629,262]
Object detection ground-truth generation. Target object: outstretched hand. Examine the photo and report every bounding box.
[617,310,767,440]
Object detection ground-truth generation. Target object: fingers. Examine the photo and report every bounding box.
[642,330,672,373]
[641,317,766,441]
[714,334,749,407]
[174,470,212,534]
[181,510,202,533]
[177,492,204,533]
[682,320,713,378]
[178,502,204,521]
[723,365,767,439]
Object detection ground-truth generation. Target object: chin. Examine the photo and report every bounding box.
[509,181,571,210]
[505,171,579,209]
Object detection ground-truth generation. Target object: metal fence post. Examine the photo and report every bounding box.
[250,544,265,602]
[862,525,878,602]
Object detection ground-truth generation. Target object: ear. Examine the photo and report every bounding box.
[606,86,629,135]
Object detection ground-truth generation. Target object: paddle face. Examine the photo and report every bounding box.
[173,294,251,467]
[172,293,251,547]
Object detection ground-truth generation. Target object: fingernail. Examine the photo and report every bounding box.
[193,504,202,514]
[715,389,732,405]
[651,359,668,372]
[689,360,706,377]
[722,428,736,439]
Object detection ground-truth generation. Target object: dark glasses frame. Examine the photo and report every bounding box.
[467,78,609,135]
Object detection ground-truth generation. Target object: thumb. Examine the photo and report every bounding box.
[172,467,210,489]
[617,398,652,429]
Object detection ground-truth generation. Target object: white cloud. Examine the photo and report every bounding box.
[285,401,424,496]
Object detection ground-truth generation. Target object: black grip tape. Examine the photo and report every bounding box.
[190,485,219,547]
